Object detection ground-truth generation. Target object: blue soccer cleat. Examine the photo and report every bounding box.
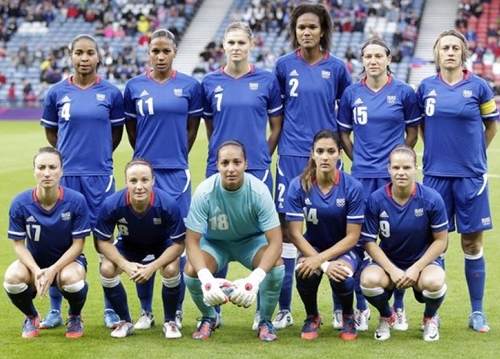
[468,311,490,333]
[258,320,277,342]
[103,309,121,329]
[39,309,63,329]
[66,315,84,338]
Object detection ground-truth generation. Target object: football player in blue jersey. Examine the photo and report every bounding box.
[200,21,283,329]
[285,130,364,341]
[40,34,124,330]
[183,141,285,342]
[338,37,421,331]
[273,2,352,330]
[124,28,203,331]
[416,29,498,333]
[94,159,186,339]
[360,146,448,341]
[4,147,91,339]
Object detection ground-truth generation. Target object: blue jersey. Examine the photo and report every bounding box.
[41,76,125,176]
[360,183,448,268]
[124,70,203,169]
[186,173,280,241]
[274,50,352,156]
[416,70,499,177]
[94,188,186,253]
[201,66,283,172]
[8,187,91,269]
[285,171,365,251]
[338,76,421,178]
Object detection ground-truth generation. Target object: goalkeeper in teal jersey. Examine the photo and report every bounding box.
[184,140,285,342]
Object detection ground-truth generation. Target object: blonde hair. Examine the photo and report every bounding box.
[433,29,468,70]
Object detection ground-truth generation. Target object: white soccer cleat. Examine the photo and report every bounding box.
[374,313,395,341]
[392,308,408,331]
[111,321,134,338]
[423,316,440,341]
[354,308,371,331]
[163,321,182,339]
[332,309,343,330]
[134,310,155,330]
[252,311,260,331]
[272,309,293,329]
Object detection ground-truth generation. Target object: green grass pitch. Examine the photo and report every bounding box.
[0,120,498,359]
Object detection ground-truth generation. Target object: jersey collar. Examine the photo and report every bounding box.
[385,182,417,198]
[361,74,393,86]
[220,64,255,75]
[146,69,177,80]
[296,49,329,61]
[437,69,471,81]
[67,75,101,85]
[32,186,64,203]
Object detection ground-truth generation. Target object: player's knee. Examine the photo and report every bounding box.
[99,260,119,278]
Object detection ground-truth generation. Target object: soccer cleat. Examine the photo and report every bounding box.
[340,314,358,341]
[332,309,342,330]
[423,316,440,341]
[252,311,260,331]
[163,321,182,339]
[110,320,134,338]
[468,311,490,333]
[301,315,322,340]
[22,315,40,339]
[175,310,183,330]
[272,309,293,330]
[39,309,63,329]
[392,307,408,331]
[103,309,121,329]
[374,312,395,341]
[134,310,155,329]
[354,308,370,331]
[420,313,441,331]
[258,320,277,342]
[65,315,84,338]
[197,312,222,330]
[193,317,216,340]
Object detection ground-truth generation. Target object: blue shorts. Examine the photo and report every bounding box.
[356,177,390,201]
[370,256,445,272]
[275,155,309,213]
[200,235,268,273]
[423,175,492,233]
[50,254,88,288]
[154,169,191,219]
[61,175,115,229]
[114,239,171,263]
[205,168,273,194]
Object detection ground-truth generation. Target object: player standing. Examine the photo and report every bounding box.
[183,141,284,342]
[285,130,364,341]
[360,146,448,341]
[337,37,421,331]
[273,3,352,329]
[416,29,498,332]
[4,147,90,339]
[94,159,186,339]
[124,28,202,331]
[40,34,124,330]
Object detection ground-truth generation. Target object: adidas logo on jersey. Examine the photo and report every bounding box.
[26,215,37,223]
[213,206,221,213]
[61,96,71,103]
[427,90,437,97]
[140,90,149,97]
[118,218,128,224]
[380,211,389,218]
[289,69,299,77]
[214,85,223,93]
[354,98,363,105]
[305,198,312,205]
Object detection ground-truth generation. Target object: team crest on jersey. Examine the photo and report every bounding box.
[386,96,396,104]
[336,198,345,207]
[414,208,424,217]
[481,217,491,226]
[96,93,106,101]
[249,83,259,91]
[305,198,312,205]
[321,70,331,79]
[463,90,473,98]
[174,88,183,97]
[61,212,71,221]
[153,217,162,225]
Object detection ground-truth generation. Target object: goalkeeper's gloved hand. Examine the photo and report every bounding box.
[198,268,228,306]
[230,268,266,308]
